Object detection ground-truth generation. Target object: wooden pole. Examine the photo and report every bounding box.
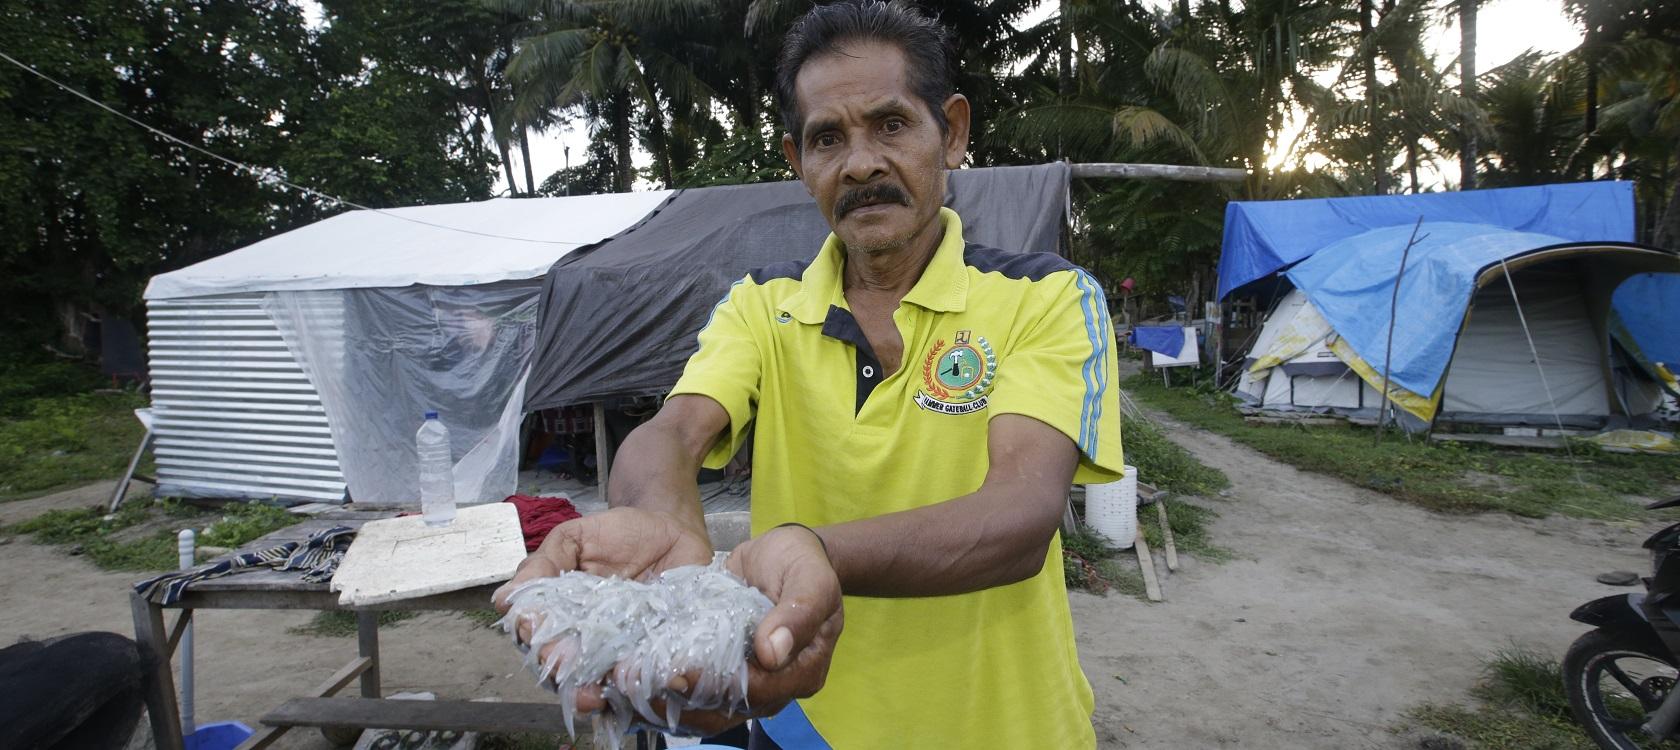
[592,402,611,505]
[1068,162,1247,183]
[1375,217,1427,444]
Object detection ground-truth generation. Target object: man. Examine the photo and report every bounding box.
[496,2,1123,747]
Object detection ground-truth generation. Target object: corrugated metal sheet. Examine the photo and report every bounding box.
[146,294,347,502]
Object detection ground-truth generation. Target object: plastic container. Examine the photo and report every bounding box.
[1084,465,1139,549]
[417,411,457,526]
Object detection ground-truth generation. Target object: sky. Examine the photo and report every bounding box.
[499,0,1585,195]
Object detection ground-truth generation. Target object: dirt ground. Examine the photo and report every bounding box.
[0,419,1663,749]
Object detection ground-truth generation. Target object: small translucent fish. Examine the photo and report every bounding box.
[499,552,772,750]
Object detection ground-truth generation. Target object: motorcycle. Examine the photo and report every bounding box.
[1566,495,1680,749]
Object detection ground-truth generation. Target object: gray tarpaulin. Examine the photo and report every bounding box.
[525,163,1070,410]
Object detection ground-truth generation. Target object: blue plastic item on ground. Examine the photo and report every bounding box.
[184,721,254,750]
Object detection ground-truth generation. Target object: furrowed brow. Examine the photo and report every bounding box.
[862,99,917,122]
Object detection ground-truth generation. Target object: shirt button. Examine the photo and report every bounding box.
[861,365,875,378]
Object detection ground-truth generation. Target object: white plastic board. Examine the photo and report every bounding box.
[330,502,527,607]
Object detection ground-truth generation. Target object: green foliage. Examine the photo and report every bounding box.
[289,610,417,638]
[0,357,106,415]
[1123,413,1230,496]
[9,498,297,572]
[1409,648,1598,750]
[0,389,148,502]
[0,0,502,347]
[197,502,297,549]
[1124,373,1680,519]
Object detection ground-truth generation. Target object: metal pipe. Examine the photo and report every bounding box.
[176,529,196,737]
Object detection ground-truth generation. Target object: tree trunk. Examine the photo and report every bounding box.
[1057,0,1072,159]
[648,108,676,188]
[519,126,536,195]
[744,63,762,137]
[1459,0,1478,190]
[1583,26,1600,137]
[1361,0,1386,194]
[1407,140,1420,194]
[612,93,633,193]
[1656,137,1680,251]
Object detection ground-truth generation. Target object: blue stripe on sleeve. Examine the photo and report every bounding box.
[696,277,748,347]
[1070,271,1105,456]
[758,700,834,749]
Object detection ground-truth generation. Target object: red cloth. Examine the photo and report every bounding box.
[505,494,582,551]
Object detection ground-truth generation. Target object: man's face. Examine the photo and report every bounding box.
[782,41,970,256]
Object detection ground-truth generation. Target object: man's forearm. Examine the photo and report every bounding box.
[811,478,1066,598]
[605,420,710,541]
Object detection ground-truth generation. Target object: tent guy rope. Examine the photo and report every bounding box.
[0,49,583,247]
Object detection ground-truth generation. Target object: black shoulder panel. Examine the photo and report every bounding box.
[748,258,811,284]
[963,242,1078,281]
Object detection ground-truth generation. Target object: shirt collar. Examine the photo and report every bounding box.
[781,207,968,324]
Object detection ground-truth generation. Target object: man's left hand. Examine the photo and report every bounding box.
[655,524,844,736]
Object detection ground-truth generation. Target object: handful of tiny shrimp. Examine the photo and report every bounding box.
[496,552,771,749]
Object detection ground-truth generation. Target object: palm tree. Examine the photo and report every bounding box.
[1475,51,1588,187]
[488,0,718,191]
[994,0,1349,299]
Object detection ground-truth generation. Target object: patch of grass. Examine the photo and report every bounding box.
[0,389,150,502]
[1124,373,1680,519]
[1141,496,1231,563]
[198,502,296,548]
[1061,527,1147,598]
[1410,647,1595,749]
[463,608,504,629]
[480,732,575,749]
[288,610,417,637]
[7,499,299,572]
[1410,703,1593,750]
[1123,413,1230,496]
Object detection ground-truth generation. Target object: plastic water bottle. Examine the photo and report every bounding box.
[417,411,457,526]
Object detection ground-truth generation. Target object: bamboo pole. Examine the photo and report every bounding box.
[1068,162,1248,183]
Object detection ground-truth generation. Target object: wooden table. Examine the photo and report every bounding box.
[132,509,753,750]
[129,517,572,750]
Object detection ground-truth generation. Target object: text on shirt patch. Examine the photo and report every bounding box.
[915,330,996,415]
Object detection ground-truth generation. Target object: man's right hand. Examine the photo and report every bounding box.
[492,506,714,711]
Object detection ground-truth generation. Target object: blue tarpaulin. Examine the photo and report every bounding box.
[1129,325,1186,357]
[1283,223,1572,399]
[1217,182,1636,300]
[1615,272,1680,365]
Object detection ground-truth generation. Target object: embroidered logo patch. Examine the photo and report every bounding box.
[916,329,996,415]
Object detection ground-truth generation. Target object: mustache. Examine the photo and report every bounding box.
[835,183,910,218]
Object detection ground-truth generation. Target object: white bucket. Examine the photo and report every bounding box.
[1084,466,1139,549]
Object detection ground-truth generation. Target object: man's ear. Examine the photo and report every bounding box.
[942,94,971,169]
[781,133,811,193]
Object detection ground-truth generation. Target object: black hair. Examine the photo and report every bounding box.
[774,1,956,147]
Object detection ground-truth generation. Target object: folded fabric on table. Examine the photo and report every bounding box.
[1129,325,1186,356]
[505,495,582,552]
[133,526,356,605]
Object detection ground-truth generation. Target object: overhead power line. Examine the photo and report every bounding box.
[0,49,581,246]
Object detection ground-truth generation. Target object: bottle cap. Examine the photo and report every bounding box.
[424,411,439,420]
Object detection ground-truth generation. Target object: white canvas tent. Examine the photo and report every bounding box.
[1236,253,1672,430]
[142,191,672,504]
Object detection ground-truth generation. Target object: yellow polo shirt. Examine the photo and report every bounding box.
[670,207,1122,749]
